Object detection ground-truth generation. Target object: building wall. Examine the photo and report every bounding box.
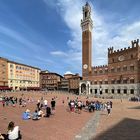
[8,61,40,90]
[40,72,62,90]
[0,58,8,86]
[82,40,140,95]
[80,3,140,95]
[69,76,81,93]
[108,40,139,85]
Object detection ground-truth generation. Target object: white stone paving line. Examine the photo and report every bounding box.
[74,111,101,140]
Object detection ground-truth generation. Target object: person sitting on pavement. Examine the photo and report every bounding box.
[32,110,40,120]
[7,121,22,140]
[22,109,31,120]
[45,106,51,118]
[38,108,45,118]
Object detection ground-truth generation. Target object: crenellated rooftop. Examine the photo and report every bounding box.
[93,65,108,69]
[108,39,139,54]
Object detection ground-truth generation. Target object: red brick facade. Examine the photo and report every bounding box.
[80,3,140,95]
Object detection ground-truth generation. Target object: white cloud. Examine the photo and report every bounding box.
[50,51,68,57]
[44,0,140,74]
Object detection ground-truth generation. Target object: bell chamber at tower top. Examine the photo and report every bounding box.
[81,2,93,32]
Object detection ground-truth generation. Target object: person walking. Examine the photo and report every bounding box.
[107,102,111,115]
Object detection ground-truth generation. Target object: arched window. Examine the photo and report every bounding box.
[124,89,127,94]
[112,58,114,62]
[131,54,133,59]
[105,89,108,93]
[117,67,121,72]
[130,78,135,83]
[123,66,127,71]
[130,89,134,94]
[112,89,114,94]
[130,65,134,71]
[85,12,87,18]
[117,89,121,94]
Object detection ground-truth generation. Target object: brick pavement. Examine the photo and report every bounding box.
[94,100,140,140]
[0,92,93,140]
[0,92,140,140]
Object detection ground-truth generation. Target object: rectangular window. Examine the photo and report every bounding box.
[117,89,120,94]
[130,66,134,71]
[99,81,102,84]
[123,66,127,71]
[117,80,120,84]
[111,68,115,73]
[124,89,127,94]
[117,67,121,72]
[130,79,134,83]
[130,89,134,94]
[105,89,108,93]
[112,89,114,94]
[123,80,127,84]
[105,70,108,73]
[111,80,115,84]
[94,81,97,84]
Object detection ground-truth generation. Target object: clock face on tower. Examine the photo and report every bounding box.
[118,55,125,61]
[83,64,88,69]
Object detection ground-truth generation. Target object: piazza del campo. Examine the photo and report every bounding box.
[0,1,140,140]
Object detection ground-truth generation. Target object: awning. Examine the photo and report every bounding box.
[0,86,12,90]
[27,87,40,90]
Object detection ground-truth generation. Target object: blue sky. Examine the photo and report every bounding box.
[0,0,140,75]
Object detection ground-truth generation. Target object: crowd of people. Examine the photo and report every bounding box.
[22,97,56,120]
[68,97,113,115]
[0,92,114,140]
[129,96,140,102]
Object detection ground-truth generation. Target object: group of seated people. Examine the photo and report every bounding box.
[1,96,18,107]
[0,121,22,140]
[22,107,52,121]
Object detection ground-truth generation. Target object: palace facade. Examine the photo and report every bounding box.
[0,57,40,91]
[80,2,140,96]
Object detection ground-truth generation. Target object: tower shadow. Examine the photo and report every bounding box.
[93,118,140,140]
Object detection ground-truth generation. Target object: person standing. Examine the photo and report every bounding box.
[44,99,48,109]
[107,102,111,115]
[37,99,40,110]
[51,98,56,110]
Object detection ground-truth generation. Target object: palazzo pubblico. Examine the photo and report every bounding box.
[79,2,140,96]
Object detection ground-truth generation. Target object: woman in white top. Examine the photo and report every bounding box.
[7,121,21,140]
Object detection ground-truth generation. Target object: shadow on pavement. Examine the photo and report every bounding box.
[128,106,140,109]
[93,118,140,140]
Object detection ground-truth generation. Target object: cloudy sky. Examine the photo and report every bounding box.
[0,0,140,75]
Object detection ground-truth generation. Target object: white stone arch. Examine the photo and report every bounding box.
[116,86,121,94]
[79,81,91,95]
[129,85,135,94]
[123,86,128,94]
[110,86,115,94]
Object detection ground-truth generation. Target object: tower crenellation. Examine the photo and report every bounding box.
[131,39,139,48]
[108,39,139,55]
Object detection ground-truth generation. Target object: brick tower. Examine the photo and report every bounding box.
[81,2,93,79]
